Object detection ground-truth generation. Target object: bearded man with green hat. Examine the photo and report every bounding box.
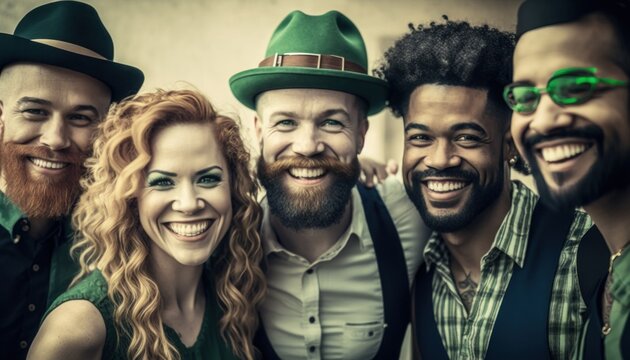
[230,10,428,360]
[0,2,143,358]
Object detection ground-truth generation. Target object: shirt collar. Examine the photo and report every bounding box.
[422,181,537,270]
[0,191,27,234]
[260,186,371,259]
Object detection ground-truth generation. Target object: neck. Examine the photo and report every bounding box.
[149,248,204,310]
[584,184,630,254]
[271,200,353,263]
[442,180,512,273]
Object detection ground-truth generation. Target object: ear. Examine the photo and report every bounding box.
[503,128,517,161]
[0,101,4,139]
[357,117,369,154]
[254,115,263,145]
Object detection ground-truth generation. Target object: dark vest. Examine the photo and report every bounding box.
[256,184,411,359]
[413,202,576,360]
[579,225,624,360]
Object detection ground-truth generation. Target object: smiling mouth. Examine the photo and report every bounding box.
[288,167,326,179]
[538,143,592,163]
[29,157,69,170]
[424,180,468,193]
[166,220,212,237]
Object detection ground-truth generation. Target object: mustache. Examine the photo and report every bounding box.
[410,168,478,183]
[3,143,86,165]
[262,154,357,178]
[523,126,603,149]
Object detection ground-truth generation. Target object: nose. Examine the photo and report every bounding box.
[423,141,461,170]
[172,183,204,214]
[528,95,575,135]
[39,116,71,150]
[291,125,325,157]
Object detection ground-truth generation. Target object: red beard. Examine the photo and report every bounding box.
[0,142,87,219]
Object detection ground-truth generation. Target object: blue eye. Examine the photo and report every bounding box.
[147,176,174,189]
[198,173,222,188]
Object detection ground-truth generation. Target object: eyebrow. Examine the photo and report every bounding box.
[17,97,102,118]
[268,108,351,120]
[450,123,487,136]
[404,122,488,135]
[148,166,224,178]
[195,166,223,176]
[404,123,430,132]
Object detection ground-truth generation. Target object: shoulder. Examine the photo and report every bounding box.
[28,299,106,360]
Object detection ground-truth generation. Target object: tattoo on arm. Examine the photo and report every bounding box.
[458,272,478,312]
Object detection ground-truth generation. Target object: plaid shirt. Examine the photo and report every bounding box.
[423,181,593,359]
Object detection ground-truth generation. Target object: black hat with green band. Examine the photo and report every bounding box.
[0,1,144,102]
[229,10,388,116]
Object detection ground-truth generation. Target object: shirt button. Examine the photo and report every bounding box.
[32,264,40,272]
[309,345,316,353]
[309,316,316,324]
[28,304,36,312]
[19,340,28,349]
[13,235,21,244]
[21,220,30,232]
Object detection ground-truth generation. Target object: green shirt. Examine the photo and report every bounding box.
[45,269,237,360]
[423,181,593,359]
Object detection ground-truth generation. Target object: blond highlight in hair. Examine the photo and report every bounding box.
[71,89,265,360]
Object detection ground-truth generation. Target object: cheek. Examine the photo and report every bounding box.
[137,193,167,237]
[510,115,530,154]
[3,119,41,144]
[402,148,422,182]
[71,127,96,153]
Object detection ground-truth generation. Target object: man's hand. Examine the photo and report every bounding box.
[358,156,399,187]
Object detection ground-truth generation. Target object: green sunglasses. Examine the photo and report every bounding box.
[503,67,628,114]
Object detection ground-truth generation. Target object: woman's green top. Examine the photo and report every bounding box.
[45,269,237,360]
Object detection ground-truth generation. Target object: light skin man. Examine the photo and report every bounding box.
[0,2,143,358]
[506,0,630,357]
[378,19,599,359]
[230,10,428,360]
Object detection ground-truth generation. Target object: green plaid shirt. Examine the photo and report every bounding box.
[423,181,593,359]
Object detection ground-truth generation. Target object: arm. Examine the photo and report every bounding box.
[27,300,106,360]
[358,156,399,187]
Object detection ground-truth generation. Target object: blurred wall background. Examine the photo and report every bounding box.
[1,0,529,183]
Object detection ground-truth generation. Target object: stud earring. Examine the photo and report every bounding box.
[508,155,518,167]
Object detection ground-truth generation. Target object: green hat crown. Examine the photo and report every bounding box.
[0,1,144,101]
[266,11,368,68]
[230,10,387,115]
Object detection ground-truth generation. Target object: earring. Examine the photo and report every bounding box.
[508,155,518,167]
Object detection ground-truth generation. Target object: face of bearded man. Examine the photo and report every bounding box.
[0,142,87,218]
[0,63,111,219]
[257,154,360,230]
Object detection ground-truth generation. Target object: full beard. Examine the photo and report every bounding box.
[0,142,86,219]
[524,126,630,210]
[405,165,504,233]
[257,154,360,230]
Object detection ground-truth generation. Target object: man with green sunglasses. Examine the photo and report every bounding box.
[509,0,630,358]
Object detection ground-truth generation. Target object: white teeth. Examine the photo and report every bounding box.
[30,157,67,169]
[167,221,210,237]
[540,143,588,163]
[426,181,466,193]
[288,167,325,178]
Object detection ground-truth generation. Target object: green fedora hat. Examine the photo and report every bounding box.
[229,10,387,116]
[0,1,144,102]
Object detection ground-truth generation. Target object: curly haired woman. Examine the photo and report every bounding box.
[28,89,266,360]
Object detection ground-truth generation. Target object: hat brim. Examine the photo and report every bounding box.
[0,34,143,102]
[229,67,388,116]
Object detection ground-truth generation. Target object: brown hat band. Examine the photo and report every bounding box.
[258,52,366,74]
[32,39,107,60]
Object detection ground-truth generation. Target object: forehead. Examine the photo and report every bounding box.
[406,85,490,128]
[149,122,226,169]
[514,14,625,81]
[0,62,111,108]
[256,88,362,118]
